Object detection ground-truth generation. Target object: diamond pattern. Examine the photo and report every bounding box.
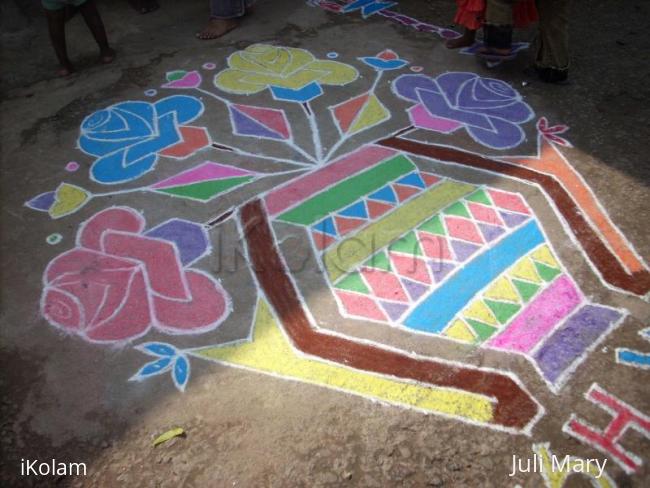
[324,181,545,327]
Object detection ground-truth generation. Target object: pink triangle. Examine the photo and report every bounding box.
[336,290,387,321]
[151,162,253,189]
[488,189,530,215]
[312,231,336,251]
[232,104,290,139]
[361,268,409,302]
[334,215,366,236]
[444,216,484,244]
[389,252,432,284]
[367,199,393,219]
[333,93,369,133]
[417,231,453,261]
[467,201,504,226]
[421,172,442,187]
[393,184,420,202]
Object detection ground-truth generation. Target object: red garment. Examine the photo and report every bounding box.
[454,0,538,31]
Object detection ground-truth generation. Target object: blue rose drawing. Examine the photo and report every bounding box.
[393,72,534,149]
[79,95,204,184]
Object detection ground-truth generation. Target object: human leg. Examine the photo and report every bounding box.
[43,5,74,76]
[533,0,570,82]
[197,0,254,40]
[78,0,115,63]
[482,0,515,55]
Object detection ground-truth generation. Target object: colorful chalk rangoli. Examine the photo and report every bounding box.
[24,42,650,462]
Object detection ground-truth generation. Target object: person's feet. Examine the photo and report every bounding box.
[478,45,513,57]
[100,47,116,64]
[129,0,159,14]
[57,62,75,77]
[536,66,569,84]
[196,18,239,40]
[445,29,476,49]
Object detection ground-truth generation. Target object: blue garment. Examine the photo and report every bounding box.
[211,0,255,19]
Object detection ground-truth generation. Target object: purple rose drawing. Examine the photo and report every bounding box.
[393,72,534,149]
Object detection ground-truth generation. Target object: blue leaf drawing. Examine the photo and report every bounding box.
[134,357,173,379]
[139,342,177,357]
[173,356,190,391]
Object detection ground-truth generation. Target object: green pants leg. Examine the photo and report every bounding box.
[534,0,570,71]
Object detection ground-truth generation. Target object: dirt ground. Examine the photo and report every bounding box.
[1,0,649,487]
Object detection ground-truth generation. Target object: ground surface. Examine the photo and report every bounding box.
[1,0,649,486]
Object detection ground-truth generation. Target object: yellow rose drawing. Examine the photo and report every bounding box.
[214,44,359,102]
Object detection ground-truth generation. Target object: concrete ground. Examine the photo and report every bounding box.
[1,0,649,486]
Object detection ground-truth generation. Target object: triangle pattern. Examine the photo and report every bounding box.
[361,269,409,302]
[232,104,290,139]
[313,216,338,237]
[467,202,503,226]
[418,232,453,261]
[499,210,529,228]
[379,301,409,321]
[338,200,368,219]
[364,251,392,272]
[445,217,483,244]
[401,278,428,301]
[463,300,498,326]
[444,201,471,218]
[393,183,420,202]
[510,257,541,283]
[348,94,390,135]
[484,299,521,325]
[368,185,397,204]
[421,172,441,187]
[336,290,387,321]
[367,199,394,219]
[535,261,562,282]
[467,319,498,341]
[389,231,423,256]
[334,215,366,236]
[230,106,285,140]
[531,244,559,268]
[389,252,431,284]
[450,239,479,262]
[483,276,520,303]
[512,278,540,303]
[478,222,505,243]
[396,172,426,189]
[332,93,369,134]
[444,319,476,343]
[312,231,336,251]
[466,189,492,206]
[419,215,446,236]
[429,261,456,283]
[335,272,370,294]
[488,189,530,215]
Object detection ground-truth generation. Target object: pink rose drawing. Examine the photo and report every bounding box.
[41,207,231,344]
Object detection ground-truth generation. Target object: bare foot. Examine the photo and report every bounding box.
[478,45,513,57]
[57,63,75,77]
[446,30,475,49]
[100,47,116,64]
[196,18,239,40]
[129,0,159,14]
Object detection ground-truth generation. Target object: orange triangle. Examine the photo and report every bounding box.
[312,231,336,250]
[367,200,393,219]
[393,184,420,202]
[421,172,441,187]
[333,94,369,134]
[334,215,366,236]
